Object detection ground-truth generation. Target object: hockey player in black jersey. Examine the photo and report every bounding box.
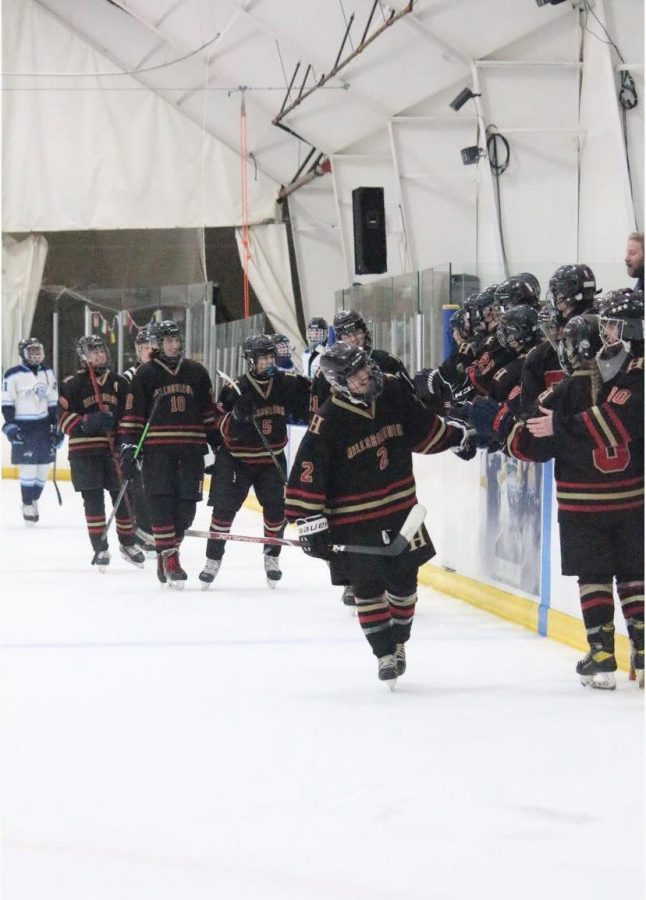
[414,307,477,415]
[509,303,644,689]
[118,320,217,588]
[58,335,144,570]
[199,334,310,589]
[285,342,469,688]
[122,327,153,383]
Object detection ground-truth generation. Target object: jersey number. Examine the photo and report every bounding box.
[377,446,389,471]
[300,461,314,483]
[170,395,186,413]
[593,445,630,473]
[262,418,271,435]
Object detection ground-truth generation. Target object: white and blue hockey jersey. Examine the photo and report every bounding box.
[2,364,58,424]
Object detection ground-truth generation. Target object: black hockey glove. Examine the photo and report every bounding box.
[471,396,514,443]
[3,422,24,445]
[50,427,65,450]
[232,392,256,423]
[297,515,332,560]
[81,410,114,435]
[119,443,140,480]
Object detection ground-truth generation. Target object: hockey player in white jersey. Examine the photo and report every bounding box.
[2,338,62,523]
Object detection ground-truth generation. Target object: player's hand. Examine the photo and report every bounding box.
[119,443,140,480]
[50,427,65,450]
[232,393,256,423]
[3,422,24,445]
[297,515,332,560]
[526,405,554,438]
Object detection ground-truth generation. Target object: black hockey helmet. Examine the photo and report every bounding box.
[470,284,501,332]
[332,309,372,352]
[319,342,383,404]
[548,264,597,324]
[135,327,152,346]
[242,333,277,377]
[150,320,182,365]
[77,334,111,373]
[18,337,45,367]
[493,276,540,314]
[557,314,602,375]
[511,272,541,298]
[306,317,328,348]
[597,288,644,344]
[271,333,293,358]
[460,293,481,340]
[449,308,470,343]
[496,305,540,351]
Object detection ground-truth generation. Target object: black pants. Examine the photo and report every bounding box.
[205,448,286,560]
[143,449,204,552]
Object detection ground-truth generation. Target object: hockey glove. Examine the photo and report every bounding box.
[50,428,65,450]
[3,422,24,445]
[297,515,332,560]
[232,392,256,423]
[471,396,515,443]
[119,443,140,480]
[81,410,115,435]
[452,431,478,461]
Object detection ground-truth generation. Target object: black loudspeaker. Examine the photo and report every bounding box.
[352,187,387,275]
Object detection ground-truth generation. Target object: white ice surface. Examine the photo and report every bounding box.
[1,479,643,900]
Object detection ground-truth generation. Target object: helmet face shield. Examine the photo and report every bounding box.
[19,339,44,367]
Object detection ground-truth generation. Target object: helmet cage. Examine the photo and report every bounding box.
[243,334,277,377]
[77,335,111,373]
[19,338,45,367]
[557,315,601,375]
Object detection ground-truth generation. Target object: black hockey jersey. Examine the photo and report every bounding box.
[58,369,128,455]
[118,357,215,452]
[285,374,464,544]
[507,357,644,519]
[216,370,310,465]
[466,335,517,397]
[520,341,565,415]
[309,348,414,417]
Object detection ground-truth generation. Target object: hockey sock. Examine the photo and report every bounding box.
[174,499,197,543]
[355,592,396,658]
[205,512,233,561]
[33,464,49,500]
[617,579,644,629]
[81,489,108,551]
[263,513,285,558]
[19,465,37,504]
[577,579,614,642]
[386,591,417,645]
[148,495,177,552]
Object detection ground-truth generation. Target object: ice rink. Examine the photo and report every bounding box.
[1,478,643,900]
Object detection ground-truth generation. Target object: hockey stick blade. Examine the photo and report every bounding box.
[329,503,427,557]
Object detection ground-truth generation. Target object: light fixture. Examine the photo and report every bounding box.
[449,87,481,112]
[535,0,568,6]
[461,146,483,166]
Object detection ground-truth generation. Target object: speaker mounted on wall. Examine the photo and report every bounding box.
[352,187,387,275]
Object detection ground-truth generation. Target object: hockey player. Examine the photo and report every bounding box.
[414,306,478,415]
[520,264,597,415]
[121,327,155,556]
[271,334,296,371]
[507,304,644,689]
[58,335,144,569]
[199,334,310,589]
[2,338,62,523]
[285,342,470,687]
[118,320,217,588]
[302,316,328,378]
[123,327,153,383]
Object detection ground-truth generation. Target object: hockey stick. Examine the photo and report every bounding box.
[216,369,287,485]
[91,387,162,565]
[185,503,427,557]
[51,450,63,506]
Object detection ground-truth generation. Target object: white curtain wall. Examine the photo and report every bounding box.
[235,225,304,365]
[1,235,49,370]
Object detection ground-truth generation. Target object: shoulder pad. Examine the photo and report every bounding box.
[2,366,24,378]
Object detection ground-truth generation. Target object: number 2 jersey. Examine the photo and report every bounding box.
[285,374,464,546]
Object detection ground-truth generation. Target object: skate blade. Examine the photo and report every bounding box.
[200,580,212,591]
[387,677,398,692]
[167,581,185,591]
[635,669,644,689]
[97,565,109,574]
[266,578,278,590]
[579,672,616,690]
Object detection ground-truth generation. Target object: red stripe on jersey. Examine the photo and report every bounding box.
[331,498,415,526]
[556,476,642,489]
[286,487,327,501]
[603,402,631,444]
[334,475,414,503]
[580,410,606,450]
[558,499,644,513]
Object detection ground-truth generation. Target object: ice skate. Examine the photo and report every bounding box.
[162,548,187,590]
[137,539,157,559]
[199,558,221,590]
[95,549,111,572]
[156,554,167,585]
[395,643,407,677]
[119,543,145,570]
[22,503,38,525]
[264,554,282,588]
[576,625,617,690]
[341,585,356,616]
[377,653,398,690]
[628,622,644,689]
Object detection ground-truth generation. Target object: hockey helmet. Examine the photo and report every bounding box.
[271,333,293,359]
[319,342,383,404]
[557,314,602,375]
[449,308,470,343]
[242,334,277,377]
[306,317,328,349]
[537,303,560,348]
[548,264,597,325]
[332,309,372,352]
[77,334,111,374]
[496,305,540,351]
[511,272,541,298]
[150,320,182,365]
[18,337,45,367]
[470,284,501,333]
[493,276,540,315]
[597,288,644,348]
